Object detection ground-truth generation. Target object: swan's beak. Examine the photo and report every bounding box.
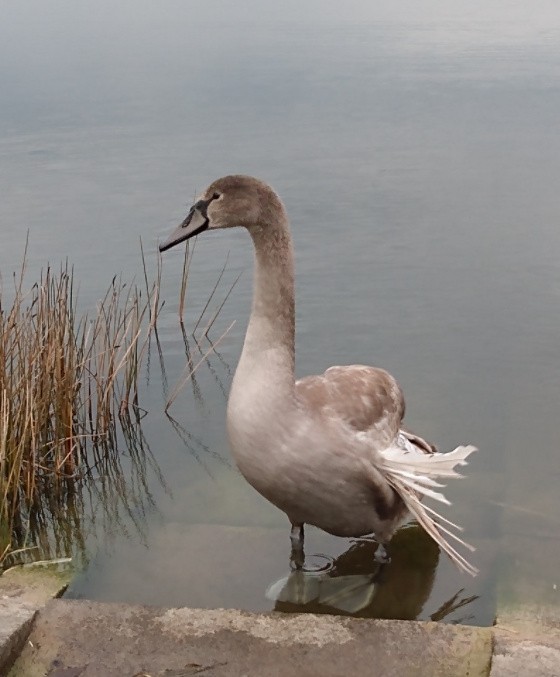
[159,204,209,252]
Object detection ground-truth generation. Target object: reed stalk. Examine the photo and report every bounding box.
[0,241,236,570]
[0,250,161,569]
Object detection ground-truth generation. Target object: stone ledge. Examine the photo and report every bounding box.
[491,604,560,677]
[10,599,493,677]
[8,580,560,676]
[0,563,71,675]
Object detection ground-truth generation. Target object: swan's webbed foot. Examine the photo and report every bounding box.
[290,523,305,570]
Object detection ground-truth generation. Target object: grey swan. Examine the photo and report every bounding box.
[159,175,477,576]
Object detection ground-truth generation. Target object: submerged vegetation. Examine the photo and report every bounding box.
[0,237,238,572]
[0,242,162,569]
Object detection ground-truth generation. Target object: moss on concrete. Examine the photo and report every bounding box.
[0,562,72,675]
[11,600,493,676]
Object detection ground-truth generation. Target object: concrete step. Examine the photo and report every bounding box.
[10,599,492,677]
[0,563,70,675]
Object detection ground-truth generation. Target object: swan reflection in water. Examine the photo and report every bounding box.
[268,524,477,622]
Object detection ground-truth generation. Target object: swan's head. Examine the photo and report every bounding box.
[159,174,286,252]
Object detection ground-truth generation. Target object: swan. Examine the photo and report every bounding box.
[159,175,478,576]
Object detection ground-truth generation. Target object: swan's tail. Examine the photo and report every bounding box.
[381,440,478,576]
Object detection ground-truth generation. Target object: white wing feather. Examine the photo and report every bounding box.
[381,442,478,576]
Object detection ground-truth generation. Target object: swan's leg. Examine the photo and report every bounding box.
[374,541,391,564]
[290,523,305,570]
[351,532,392,564]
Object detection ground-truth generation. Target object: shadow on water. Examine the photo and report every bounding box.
[269,525,478,623]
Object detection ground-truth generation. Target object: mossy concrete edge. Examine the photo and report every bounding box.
[6,574,560,675]
[491,603,560,676]
[0,563,71,675]
[11,599,492,676]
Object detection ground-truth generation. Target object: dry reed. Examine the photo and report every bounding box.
[0,244,162,569]
[164,240,240,411]
[0,238,238,570]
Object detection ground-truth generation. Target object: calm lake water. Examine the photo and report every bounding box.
[2,1,560,625]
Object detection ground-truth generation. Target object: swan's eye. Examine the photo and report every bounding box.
[212,192,221,200]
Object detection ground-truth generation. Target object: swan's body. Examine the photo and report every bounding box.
[160,175,477,576]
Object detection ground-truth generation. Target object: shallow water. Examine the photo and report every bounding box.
[2,1,560,625]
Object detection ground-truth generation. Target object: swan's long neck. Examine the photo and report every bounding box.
[233,217,296,402]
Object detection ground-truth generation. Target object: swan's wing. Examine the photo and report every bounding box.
[296,365,478,576]
[296,365,405,447]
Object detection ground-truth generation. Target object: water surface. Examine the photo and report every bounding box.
[2,1,560,624]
